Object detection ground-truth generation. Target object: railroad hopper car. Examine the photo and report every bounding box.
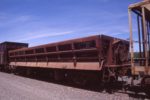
[0,42,28,71]
[8,35,130,82]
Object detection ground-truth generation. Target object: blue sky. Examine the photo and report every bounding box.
[0,0,140,47]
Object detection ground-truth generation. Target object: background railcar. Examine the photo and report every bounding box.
[0,42,28,71]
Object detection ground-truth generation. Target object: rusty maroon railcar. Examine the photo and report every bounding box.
[8,35,130,82]
[0,42,28,71]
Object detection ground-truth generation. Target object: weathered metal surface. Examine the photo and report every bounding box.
[9,35,129,71]
[10,62,100,70]
[0,42,28,67]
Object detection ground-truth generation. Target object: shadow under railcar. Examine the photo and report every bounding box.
[10,67,149,99]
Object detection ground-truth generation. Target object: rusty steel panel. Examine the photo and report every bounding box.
[0,42,28,66]
[10,62,100,71]
[9,35,129,71]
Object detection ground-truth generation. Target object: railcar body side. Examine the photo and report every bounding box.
[8,35,130,71]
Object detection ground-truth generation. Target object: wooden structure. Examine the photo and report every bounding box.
[128,0,150,75]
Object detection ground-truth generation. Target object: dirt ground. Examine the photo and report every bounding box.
[0,72,149,100]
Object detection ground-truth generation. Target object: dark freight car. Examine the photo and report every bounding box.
[0,42,28,70]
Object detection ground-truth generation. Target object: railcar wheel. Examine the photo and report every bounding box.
[141,76,150,96]
[26,68,32,76]
[9,65,16,73]
[54,70,65,82]
[145,89,150,96]
[73,76,87,86]
[71,71,89,86]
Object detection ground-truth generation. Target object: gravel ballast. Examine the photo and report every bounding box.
[0,72,146,100]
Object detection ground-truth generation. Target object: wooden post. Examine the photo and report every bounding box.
[142,7,149,75]
[137,15,142,65]
[147,21,150,64]
[128,9,135,74]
